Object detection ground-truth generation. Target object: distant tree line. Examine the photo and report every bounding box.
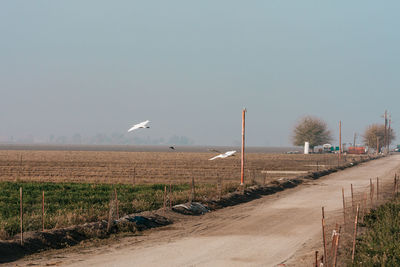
[292,115,396,152]
[2,134,195,146]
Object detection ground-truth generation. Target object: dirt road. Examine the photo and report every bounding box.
[13,155,400,267]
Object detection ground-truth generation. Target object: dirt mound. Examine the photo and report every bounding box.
[0,214,171,264]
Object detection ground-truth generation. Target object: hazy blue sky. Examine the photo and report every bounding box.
[1,1,399,146]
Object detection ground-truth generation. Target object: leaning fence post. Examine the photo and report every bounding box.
[342,188,346,224]
[351,204,360,263]
[321,207,327,265]
[331,223,339,262]
[20,187,23,245]
[333,226,341,267]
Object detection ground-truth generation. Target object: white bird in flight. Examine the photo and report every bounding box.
[128,120,150,132]
[209,150,236,160]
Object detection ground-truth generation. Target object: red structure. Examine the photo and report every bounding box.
[347,147,366,154]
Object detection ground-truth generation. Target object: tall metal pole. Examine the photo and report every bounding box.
[241,108,246,185]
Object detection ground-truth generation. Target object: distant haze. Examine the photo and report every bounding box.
[1,1,399,147]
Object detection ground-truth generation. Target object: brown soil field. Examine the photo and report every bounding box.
[0,149,370,185]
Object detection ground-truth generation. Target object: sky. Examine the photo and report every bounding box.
[0,1,399,146]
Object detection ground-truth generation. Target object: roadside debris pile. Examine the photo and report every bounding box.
[172,202,209,215]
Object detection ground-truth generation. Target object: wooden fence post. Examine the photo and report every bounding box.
[321,207,327,265]
[342,188,346,224]
[331,223,339,262]
[191,177,195,202]
[169,183,172,208]
[114,188,119,220]
[133,167,136,186]
[219,175,223,200]
[351,204,360,263]
[376,177,379,201]
[333,226,341,267]
[370,179,374,207]
[20,187,23,245]
[351,184,354,213]
[163,185,167,212]
[42,191,45,231]
[315,251,319,267]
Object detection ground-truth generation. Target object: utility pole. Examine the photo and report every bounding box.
[377,137,380,154]
[241,108,247,185]
[353,132,357,147]
[384,110,388,154]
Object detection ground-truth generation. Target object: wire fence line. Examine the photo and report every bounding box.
[316,173,399,267]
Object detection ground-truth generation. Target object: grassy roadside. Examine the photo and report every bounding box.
[0,181,238,239]
[352,197,400,266]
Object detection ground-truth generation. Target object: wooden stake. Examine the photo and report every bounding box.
[351,184,354,213]
[315,251,319,267]
[163,185,167,212]
[342,188,346,224]
[333,226,341,267]
[331,223,339,262]
[107,199,112,232]
[370,178,374,207]
[114,188,119,220]
[42,191,45,231]
[20,187,23,245]
[191,177,195,203]
[321,207,327,265]
[133,167,136,186]
[376,177,379,201]
[169,183,172,208]
[351,205,360,263]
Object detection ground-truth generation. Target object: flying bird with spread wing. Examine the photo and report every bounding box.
[128,120,150,132]
[209,150,236,160]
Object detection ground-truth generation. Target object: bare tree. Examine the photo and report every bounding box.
[292,116,333,149]
[363,124,395,152]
